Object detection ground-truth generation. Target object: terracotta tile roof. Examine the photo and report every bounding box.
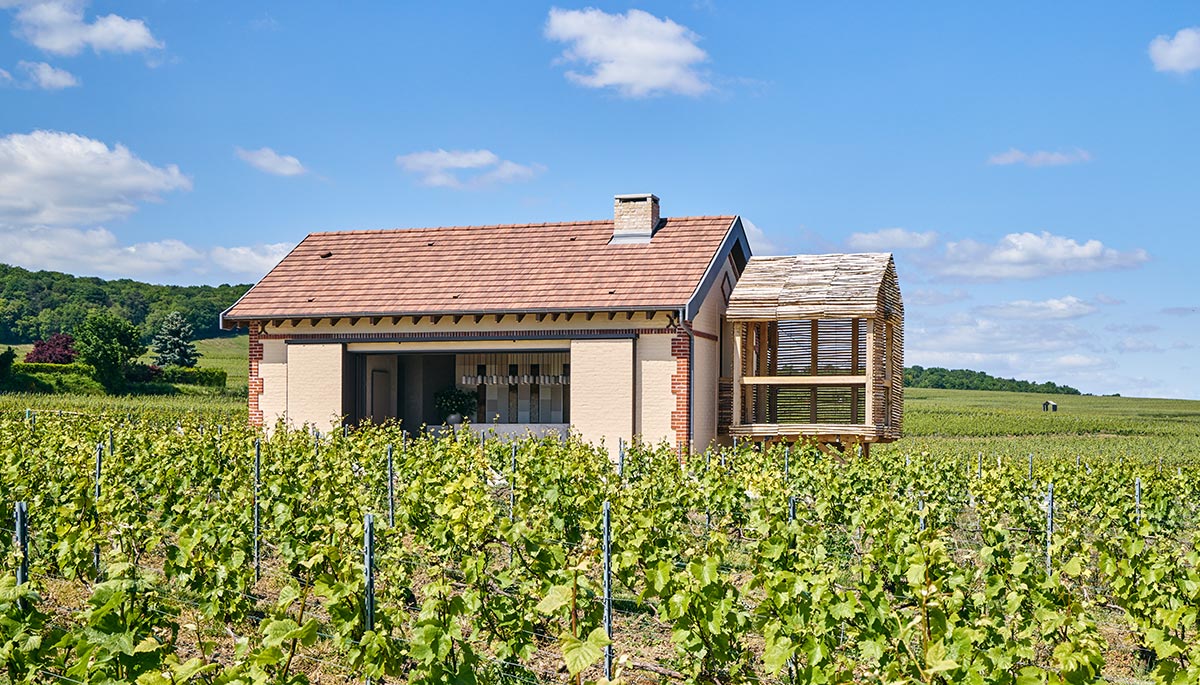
[223,216,738,320]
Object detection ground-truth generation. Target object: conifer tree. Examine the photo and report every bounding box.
[152,311,200,368]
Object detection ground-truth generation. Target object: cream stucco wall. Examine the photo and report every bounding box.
[255,312,699,451]
[285,343,344,433]
[260,339,288,428]
[635,334,674,445]
[570,338,634,458]
[691,256,737,450]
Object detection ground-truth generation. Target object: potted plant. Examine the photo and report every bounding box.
[435,386,477,425]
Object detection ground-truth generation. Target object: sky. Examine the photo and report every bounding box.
[0,2,1197,399]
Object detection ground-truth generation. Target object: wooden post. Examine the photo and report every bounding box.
[850,319,860,424]
[865,318,876,427]
[768,321,778,423]
[809,320,819,423]
[732,323,743,427]
[757,322,769,423]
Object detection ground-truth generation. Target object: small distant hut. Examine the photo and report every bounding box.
[722,253,903,455]
[1043,401,1057,412]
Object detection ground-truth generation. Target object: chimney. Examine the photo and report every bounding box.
[611,193,661,243]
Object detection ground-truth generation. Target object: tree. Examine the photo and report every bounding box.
[24,333,78,364]
[0,347,14,381]
[151,311,200,368]
[75,311,146,391]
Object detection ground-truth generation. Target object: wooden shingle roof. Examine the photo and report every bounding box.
[223,216,737,321]
[726,253,898,321]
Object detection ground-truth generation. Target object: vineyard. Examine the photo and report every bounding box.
[0,404,1197,685]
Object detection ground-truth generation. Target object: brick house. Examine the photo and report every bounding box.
[221,193,904,454]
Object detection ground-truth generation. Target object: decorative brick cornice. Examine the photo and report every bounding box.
[260,327,677,343]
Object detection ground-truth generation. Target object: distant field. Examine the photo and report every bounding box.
[902,387,1200,438]
[150,334,250,388]
[4,336,249,389]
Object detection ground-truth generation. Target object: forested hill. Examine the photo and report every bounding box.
[0,264,250,343]
[905,365,1081,395]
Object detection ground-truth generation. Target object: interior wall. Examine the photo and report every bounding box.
[364,355,399,423]
[397,354,455,429]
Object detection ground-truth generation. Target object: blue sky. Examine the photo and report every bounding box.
[0,2,1197,398]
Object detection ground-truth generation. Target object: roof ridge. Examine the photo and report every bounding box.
[306,215,736,236]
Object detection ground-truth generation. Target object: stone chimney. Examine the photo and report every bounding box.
[611,193,661,243]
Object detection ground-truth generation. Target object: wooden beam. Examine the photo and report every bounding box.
[369,317,380,326]
[536,313,547,322]
[493,314,503,323]
[473,314,484,324]
[308,318,320,327]
[516,313,527,323]
[625,311,634,320]
[741,375,868,386]
[390,316,401,326]
[586,311,595,321]
[607,311,617,320]
[431,315,442,325]
[453,315,463,324]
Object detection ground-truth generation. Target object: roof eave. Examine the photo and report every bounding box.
[683,216,748,321]
[221,304,691,323]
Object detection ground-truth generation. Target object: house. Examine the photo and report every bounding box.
[1043,401,1057,412]
[221,193,905,455]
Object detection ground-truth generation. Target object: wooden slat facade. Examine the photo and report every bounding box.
[722,253,904,447]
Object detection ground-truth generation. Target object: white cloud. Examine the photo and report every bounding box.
[1053,353,1109,369]
[987,148,1092,167]
[936,231,1148,280]
[847,227,938,251]
[976,295,1097,320]
[0,0,162,55]
[209,243,292,276]
[0,130,191,227]
[1162,306,1198,317]
[1149,27,1200,74]
[1114,338,1162,354]
[17,60,77,89]
[1106,322,1159,334]
[741,218,779,255]
[235,146,307,177]
[544,7,710,97]
[0,224,202,278]
[395,149,543,189]
[0,67,11,84]
[1,224,293,282]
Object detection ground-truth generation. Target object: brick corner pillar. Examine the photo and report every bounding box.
[670,327,691,453]
[248,322,264,426]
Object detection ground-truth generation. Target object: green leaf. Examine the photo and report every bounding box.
[561,627,608,676]
[536,584,574,614]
